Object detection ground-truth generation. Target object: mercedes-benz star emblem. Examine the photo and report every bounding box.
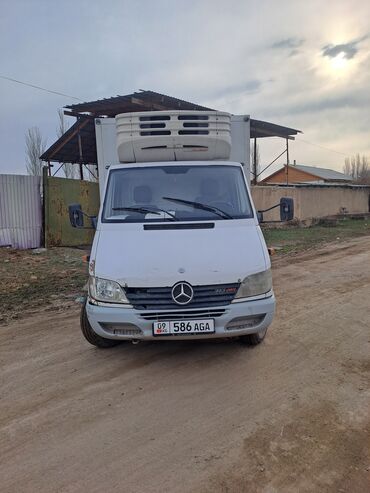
[172,282,194,305]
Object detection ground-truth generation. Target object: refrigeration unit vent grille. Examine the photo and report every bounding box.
[115,110,231,162]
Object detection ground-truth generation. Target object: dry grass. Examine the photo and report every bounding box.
[263,217,370,254]
[0,247,88,323]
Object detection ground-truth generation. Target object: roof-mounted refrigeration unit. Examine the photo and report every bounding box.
[115,110,232,163]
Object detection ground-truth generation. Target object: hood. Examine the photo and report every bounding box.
[93,221,268,287]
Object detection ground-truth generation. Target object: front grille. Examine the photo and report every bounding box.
[125,283,239,310]
[140,308,226,321]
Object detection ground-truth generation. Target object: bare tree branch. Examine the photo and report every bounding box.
[25,127,46,176]
[57,109,78,179]
[343,154,370,184]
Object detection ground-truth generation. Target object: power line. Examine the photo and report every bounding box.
[296,137,349,157]
[0,74,359,159]
[0,75,83,101]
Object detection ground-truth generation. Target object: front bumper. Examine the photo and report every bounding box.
[85,294,275,341]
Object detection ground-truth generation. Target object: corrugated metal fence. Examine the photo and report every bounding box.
[0,174,42,249]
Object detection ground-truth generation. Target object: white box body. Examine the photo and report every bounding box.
[95,112,251,198]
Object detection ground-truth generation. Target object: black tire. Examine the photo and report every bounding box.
[239,327,268,346]
[80,301,120,348]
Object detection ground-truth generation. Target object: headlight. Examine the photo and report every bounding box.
[234,269,272,299]
[89,276,129,304]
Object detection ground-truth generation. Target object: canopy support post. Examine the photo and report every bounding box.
[252,137,257,185]
[285,138,290,185]
[78,132,84,180]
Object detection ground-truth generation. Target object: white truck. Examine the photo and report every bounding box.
[69,110,293,348]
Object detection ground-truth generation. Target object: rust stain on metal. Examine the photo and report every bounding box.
[45,176,100,247]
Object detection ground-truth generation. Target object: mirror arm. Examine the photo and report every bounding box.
[258,198,293,223]
[82,212,98,229]
[80,210,95,220]
[73,211,97,230]
[258,203,281,214]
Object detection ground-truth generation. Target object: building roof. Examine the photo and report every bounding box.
[293,164,353,181]
[41,90,301,165]
[257,182,370,189]
[261,164,353,183]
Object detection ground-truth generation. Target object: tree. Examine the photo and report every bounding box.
[57,109,78,179]
[343,154,370,184]
[25,127,47,175]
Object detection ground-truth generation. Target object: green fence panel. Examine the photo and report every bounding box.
[44,172,100,247]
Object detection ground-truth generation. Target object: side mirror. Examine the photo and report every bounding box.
[69,204,84,228]
[280,197,294,222]
[257,211,263,223]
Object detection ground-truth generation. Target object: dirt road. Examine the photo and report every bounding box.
[1,237,369,493]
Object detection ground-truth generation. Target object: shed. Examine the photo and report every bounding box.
[41,90,301,179]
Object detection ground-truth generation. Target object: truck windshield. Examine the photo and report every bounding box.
[102,165,253,223]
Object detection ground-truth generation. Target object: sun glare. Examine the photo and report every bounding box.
[317,48,355,82]
[330,51,348,70]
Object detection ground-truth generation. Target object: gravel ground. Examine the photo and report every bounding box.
[1,237,369,493]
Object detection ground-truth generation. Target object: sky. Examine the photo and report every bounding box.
[0,0,369,177]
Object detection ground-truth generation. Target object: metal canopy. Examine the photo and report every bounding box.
[250,119,301,139]
[65,90,213,116]
[40,117,96,165]
[41,90,301,166]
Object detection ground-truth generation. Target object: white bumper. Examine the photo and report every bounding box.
[86,294,275,341]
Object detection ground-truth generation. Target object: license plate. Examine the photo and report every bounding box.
[153,319,215,336]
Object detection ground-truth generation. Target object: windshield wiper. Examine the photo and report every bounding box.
[162,197,233,219]
[112,206,177,221]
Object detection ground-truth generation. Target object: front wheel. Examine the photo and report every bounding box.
[80,301,120,348]
[239,327,268,346]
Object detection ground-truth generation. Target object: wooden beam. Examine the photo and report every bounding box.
[286,138,290,185]
[130,97,168,111]
[63,110,95,119]
[252,137,257,185]
[78,131,84,180]
[46,118,90,160]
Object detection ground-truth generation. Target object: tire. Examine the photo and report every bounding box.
[80,301,120,348]
[239,327,268,346]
